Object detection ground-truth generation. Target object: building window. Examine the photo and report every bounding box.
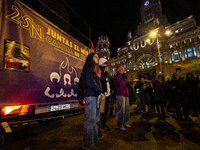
[113,68,115,75]
[184,50,187,58]
[145,8,152,22]
[186,39,190,43]
[187,48,193,57]
[199,46,200,54]
[124,65,127,72]
[130,63,132,70]
[193,48,197,56]
[142,62,150,69]
[174,52,179,61]
[160,55,162,62]
[179,51,182,59]
[171,53,174,61]
[181,28,184,32]
[173,43,176,47]
[142,41,144,46]
[146,62,150,68]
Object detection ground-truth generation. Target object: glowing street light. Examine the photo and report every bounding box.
[151,31,157,37]
[146,39,150,43]
[165,30,171,36]
[147,30,171,74]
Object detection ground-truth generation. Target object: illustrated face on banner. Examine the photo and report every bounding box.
[44,57,79,99]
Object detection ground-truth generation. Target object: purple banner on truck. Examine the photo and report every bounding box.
[0,0,90,106]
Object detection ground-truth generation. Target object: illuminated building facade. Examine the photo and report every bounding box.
[108,0,200,81]
[95,34,110,60]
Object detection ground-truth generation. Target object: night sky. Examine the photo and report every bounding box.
[66,0,200,58]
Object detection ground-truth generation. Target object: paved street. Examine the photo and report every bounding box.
[1,103,200,150]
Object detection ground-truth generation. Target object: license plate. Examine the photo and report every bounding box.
[49,103,70,112]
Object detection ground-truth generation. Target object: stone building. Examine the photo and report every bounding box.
[95,34,110,60]
[108,0,200,81]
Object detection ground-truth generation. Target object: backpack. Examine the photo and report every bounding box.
[77,74,84,100]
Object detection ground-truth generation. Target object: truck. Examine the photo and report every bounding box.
[0,0,89,123]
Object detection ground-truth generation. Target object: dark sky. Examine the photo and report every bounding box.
[66,0,200,58]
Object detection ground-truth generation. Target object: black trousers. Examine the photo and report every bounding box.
[172,96,189,119]
[188,91,198,115]
[155,101,165,117]
[101,96,110,128]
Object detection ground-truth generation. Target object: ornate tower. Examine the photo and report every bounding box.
[135,0,169,36]
[141,0,162,24]
[95,34,110,60]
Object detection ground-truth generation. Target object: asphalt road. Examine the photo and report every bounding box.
[1,104,200,150]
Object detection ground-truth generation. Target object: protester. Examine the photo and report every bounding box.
[134,81,142,111]
[128,81,135,106]
[166,78,174,112]
[179,76,192,121]
[82,53,105,149]
[148,81,155,112]
[153,75,168,119]
[109,76,116,116]
[185,72,199,117]
[137,75,152,117]
[168,73,182,120]
[169,73,191,121]
[114,66,131,130]
[98,58,112,132]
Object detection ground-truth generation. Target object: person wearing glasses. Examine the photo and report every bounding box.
[82,53,105,150]
[114,66,131,130]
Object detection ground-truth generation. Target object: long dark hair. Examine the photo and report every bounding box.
[82,52,98,73]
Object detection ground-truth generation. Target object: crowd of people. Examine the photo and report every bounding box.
[134,72,200,121]
[81,52,200,150]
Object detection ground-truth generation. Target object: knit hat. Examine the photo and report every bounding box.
[117,66,124,72]
[99,58,107,66]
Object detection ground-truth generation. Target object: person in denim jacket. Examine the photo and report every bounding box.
[114,66,131,130]
[82,53,105,149]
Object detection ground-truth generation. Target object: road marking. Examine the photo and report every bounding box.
[1,122,12,133]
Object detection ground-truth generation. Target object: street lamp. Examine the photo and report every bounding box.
[147,30,171,74]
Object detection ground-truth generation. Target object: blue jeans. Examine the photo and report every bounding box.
[83,96,100,148]
[116,96,130,128]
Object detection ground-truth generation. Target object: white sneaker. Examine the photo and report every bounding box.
[125,124,131,128]
[119,126,126,130]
